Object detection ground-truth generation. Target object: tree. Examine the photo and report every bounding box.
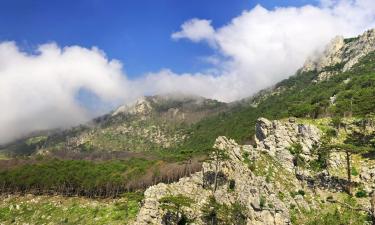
[159,194,194,225]
[330,140,370,195]
[207,147,229,193]
[312,129,337,174]
[331,117,343,131]
[288,143,304,177]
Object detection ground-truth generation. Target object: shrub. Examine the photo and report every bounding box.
[298,190,306,196]
[351,167,359,176]
[228,179,236,191]
[259,196,266,208]
[355,189,367,198]
[159,195,194,225]
[278,191,286,201]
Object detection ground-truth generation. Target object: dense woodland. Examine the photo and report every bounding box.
[0,158,201,197]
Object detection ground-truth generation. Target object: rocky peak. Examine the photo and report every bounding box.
[112,96,153,116]
[302,28,375,80]
[302,36,345,73]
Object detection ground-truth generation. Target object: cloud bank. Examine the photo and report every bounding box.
[1,0,375,144]
[0,42,134,144]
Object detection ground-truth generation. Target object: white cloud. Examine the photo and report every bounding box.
[1,0,375,144]
[164,0,375,101]
[171,19,215,43]
[0,42,136,144]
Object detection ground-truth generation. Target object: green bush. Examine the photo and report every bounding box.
[355,189,367,198]
[259,196,266,208]
[298,190,306,196]
[228,179,236,191]
[351,167,359,176]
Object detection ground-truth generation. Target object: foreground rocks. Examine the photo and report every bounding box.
[135,136,290,225]
[255,117,321,172]
[135,117,375,224]
[135,118,324,225]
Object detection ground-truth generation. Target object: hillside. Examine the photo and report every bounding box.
[0,94,227,156]
[0,29,375,224]
[176,29,375,156]
[135,117,375,224]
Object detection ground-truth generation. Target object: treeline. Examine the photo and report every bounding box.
[0,158,201,198]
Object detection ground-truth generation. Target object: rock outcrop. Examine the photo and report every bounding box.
[302,29,375,80]
[113,97,153,116]
[135,118,322,225]
[255,117,321,171]
[135,137,290,225]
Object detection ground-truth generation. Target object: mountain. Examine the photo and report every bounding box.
[1,29,375,225]
[3,29,375,158]
[0,94,228,156]
[176,28,375,155]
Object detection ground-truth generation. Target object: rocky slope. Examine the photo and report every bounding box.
[134,117,375,224]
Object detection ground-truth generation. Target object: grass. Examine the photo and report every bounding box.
[0,193,143,225]
[290,195,371,225]
[0,152,9,160]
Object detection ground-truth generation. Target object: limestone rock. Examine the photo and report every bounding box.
[255,118,321,171]
[112,96,152,116]
[302,29,375,80]
[135,118,323,224]
[135,135,293,224]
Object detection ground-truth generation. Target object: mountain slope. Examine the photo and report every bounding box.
[175,29,375,157]
[0,94,227,156]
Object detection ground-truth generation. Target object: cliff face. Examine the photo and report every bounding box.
[302,29,375,81]
[255,117,321,172]
[135,118,322,225]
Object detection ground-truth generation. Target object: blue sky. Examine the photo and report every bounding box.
[0,0,318,78]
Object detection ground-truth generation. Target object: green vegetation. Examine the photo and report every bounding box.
[159,194,194,224]
[159,194,194,212]
[0,159,155,197]
[259,195,266,208]
[252,152,297,192]
[355,189,367,198]
[291,196,371,225]
[0,194,143,224]
[201,196,246,225]
[174,51,375,159]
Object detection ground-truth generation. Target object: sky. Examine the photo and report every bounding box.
[0,0,317,77]
[1,0,375,144]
